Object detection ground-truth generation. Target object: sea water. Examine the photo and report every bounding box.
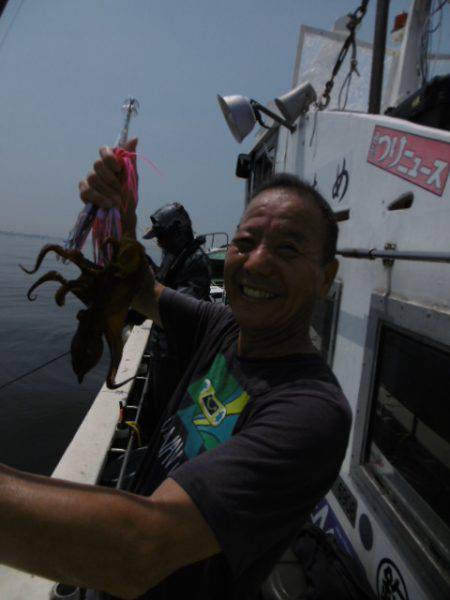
[0,232,110,475]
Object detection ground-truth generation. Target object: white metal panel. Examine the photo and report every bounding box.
[292,25,396,112]
[275,106,450,599]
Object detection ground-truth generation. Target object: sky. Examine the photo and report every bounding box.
[0,0,449,243]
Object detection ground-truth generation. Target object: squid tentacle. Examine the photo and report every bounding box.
[104,313,136,389]
[55,280,91,307]
[24,238,147,389]
[102,237,121,264]
[70,312,105,384]
[20,244,62,274]
[104,321,124,389]
[107,375,136,390]
[20,244,100,275]
[26,271,68,301]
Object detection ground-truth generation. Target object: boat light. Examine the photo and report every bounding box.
[274,82,317,123]
[217,94,296,143]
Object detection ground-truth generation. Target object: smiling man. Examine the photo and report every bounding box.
[0,164,351,600]
[225,177,338,357]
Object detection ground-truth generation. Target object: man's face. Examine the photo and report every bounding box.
[156,231,180,254]
[156,232,171,251]
[156,229,189,254]
[224,188,337,335]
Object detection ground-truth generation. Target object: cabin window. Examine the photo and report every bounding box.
[310,281,342,366]
[246,129,279,202]
[351,293,450,589]
[365,325,450,532]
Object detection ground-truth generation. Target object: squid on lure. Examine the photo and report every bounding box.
[64,97,140,265]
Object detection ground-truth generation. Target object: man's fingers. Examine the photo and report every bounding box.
[94,159,121,188]
[78,180,89,203]
[86,170,121,203]
[99,146,122,173]
[79,180,113,209]
[78,142,139,214]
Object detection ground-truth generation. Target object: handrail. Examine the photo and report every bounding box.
[115,365,151,490]
[337,248,450,263]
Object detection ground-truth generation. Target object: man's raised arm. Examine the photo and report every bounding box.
[0,465,220,599]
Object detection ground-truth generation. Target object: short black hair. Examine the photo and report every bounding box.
[250,173,338,264]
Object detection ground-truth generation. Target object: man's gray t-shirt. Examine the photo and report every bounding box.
[132,289,352,599]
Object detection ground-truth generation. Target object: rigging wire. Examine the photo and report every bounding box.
[0,0,25,55]
[429,0,444,77]
[430,0,447,16]
[315,0,370,110]
[309,0,370,146]
[0,350,71,392]
[338,59,359,111]
[420,0,447,85]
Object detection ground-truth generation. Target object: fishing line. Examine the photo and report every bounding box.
[0,350,71,392]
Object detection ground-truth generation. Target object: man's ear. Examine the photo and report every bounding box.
[319,259,339,298]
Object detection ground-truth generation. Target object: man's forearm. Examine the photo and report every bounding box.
[0,465,164,599]
[131,280,165,327]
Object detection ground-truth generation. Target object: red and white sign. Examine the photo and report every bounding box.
[367,125,450,196]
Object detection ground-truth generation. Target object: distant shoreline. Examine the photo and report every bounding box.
[0,230,63,241]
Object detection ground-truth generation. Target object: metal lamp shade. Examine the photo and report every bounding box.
[274,82,317,123]
[217,94,256,143]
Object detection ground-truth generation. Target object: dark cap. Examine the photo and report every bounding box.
[142,202,192,239]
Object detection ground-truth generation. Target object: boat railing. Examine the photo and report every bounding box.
[202,231,229,251]
[0,320,153,599]
[337,247,450,263]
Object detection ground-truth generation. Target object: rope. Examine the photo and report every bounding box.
[0,350,71,392]
[338,56,360,111]
[126,421,142,447]
[315,0,369,110]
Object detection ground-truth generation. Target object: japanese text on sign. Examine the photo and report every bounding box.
[367,125,449,196]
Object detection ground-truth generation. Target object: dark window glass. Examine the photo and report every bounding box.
[252,145,275,190]
[366,326,450,529]
[246,131,278,202]
[310,284,340,364]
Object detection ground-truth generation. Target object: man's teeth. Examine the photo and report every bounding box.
[242,286,276,299]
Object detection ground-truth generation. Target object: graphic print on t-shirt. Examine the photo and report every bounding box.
[158,353,249,472]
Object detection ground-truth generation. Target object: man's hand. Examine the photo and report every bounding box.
[78,138,139,238]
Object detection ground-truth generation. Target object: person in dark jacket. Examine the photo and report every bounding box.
[130,202,212,438]
[142,202,211,301]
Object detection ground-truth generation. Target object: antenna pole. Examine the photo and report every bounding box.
[368,0,390,114]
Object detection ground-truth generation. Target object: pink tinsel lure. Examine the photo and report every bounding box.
[65,97,140,265]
